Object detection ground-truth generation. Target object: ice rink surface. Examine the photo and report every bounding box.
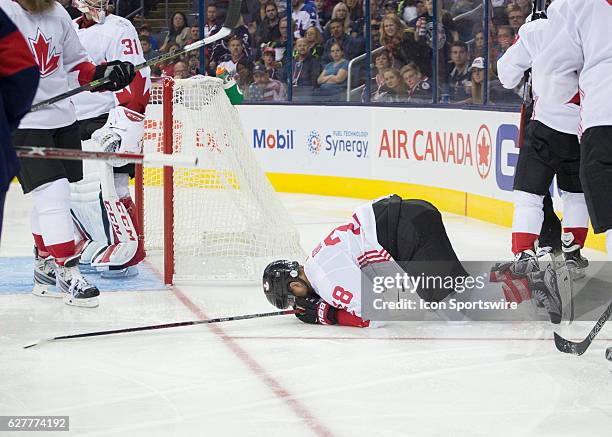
[1,186,611,437]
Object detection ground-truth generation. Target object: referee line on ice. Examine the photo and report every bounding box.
[142,262,334,437]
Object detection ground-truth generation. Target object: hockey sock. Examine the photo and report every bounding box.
[512,191,544,254]
[561,192,589,247]
[32,179,76,265]
[31,209,50,258]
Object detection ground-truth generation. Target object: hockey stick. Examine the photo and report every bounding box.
[23,309,301,349]
[553,300,612,355]
[15,145,198,167]
[30,0,242,112]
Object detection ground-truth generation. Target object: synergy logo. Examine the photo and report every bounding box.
[307,130,322,155]
[307,130,369,158]
[475,124,492,179]
[253,129,295,150]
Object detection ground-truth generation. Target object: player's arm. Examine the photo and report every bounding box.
[92,22,152,157]
[0,8,39,130]
[497,23,534,89]
[61,10,135,92]
[532,0,583,105]
[294,295,371,327]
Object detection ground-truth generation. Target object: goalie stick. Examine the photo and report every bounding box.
[554,300,612,356]
[30,0,242,112]
[14,145,198,167]
[23,309,302,349]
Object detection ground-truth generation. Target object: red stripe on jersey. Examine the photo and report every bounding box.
[115,71,150,114]
[0,30,38,78]
[71,61,96,85]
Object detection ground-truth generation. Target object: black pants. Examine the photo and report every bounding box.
[580,126,612,233]
[13,122,83,194]
[77,114,135,177]
[373,195,468,303]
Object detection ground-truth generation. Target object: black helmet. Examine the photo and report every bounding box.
[262,260,301,309]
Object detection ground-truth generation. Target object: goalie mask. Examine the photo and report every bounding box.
[262,260,307,309]
[74,0,109,23]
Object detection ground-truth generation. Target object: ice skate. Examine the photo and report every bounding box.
[528,265,562,324]
[561,232,589,280]
[56,256,100,308]
[32,247,61,298]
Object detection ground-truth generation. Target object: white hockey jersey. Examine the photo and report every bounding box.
[533,0,612,131]
[304,198,402,327]
[71,14,151,119]
[0,0,93,129]
[497,18,579,135]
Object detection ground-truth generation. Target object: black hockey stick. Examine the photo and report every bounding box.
[30,0,242,112]
[23,309,301,349]
[553,300,612,355]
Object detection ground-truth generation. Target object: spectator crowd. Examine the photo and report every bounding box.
[62,0,533,104]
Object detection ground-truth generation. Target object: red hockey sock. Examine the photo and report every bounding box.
[563,227,588,248]
[33,233,50,258]
[47,240,76,266]
[512,232,538,254]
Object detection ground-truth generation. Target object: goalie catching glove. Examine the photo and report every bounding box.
[91,107,145,161]
[92,60,136,92]
[294,296,338,325]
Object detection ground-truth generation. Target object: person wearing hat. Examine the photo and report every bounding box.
[468,57,485,104]
[262,46,286,82]
[248,63,287,101]
[139,24,159,51]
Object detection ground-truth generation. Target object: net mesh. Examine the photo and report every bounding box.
[142,77,304,281]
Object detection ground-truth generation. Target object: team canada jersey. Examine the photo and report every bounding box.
[497,18,579,135]
[0,0,94,129]
[533,0,612,131]
[71,14,151,119]
[304,197,402,327]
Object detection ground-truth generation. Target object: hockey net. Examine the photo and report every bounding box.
[137,77,304,283]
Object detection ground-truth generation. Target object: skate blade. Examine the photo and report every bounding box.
[32,283,62,298]
[63,295,99,308]
[100,266,139,279]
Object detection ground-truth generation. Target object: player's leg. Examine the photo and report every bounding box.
[579,126,612,260]
[14,124,99,307]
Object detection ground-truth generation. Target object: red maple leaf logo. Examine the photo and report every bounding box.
[116,71,151,114]
[478,136,490,166]
[475,124,492,179]
[28,29,61,78]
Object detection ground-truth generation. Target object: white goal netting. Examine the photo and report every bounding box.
[141,77,304,281]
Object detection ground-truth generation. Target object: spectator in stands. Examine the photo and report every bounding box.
[469,29,485,59]
[468,56,485,104]
[401,62,433,103]
[322,18,361,64]
[314,0,331,30]
[493,25,514,62]
[370,19,382,50]
[448,41,471,103]
[345,0,363,22]
[506,4,526,33]
[140,35,160,61]
[374,68,406,102]
[217,35,249,77]
[292,37,321,100]
[249,63,287,101]
[139,24,159,51]
[173,61,189,79]
[380,14,430,75]
[161,12,191,52]
[255,1,280,47]
[293,0,320,38]
[513,0,532,17]
[204,4,220,38]
[241,0,261,25]
[315,42,349,101]
[325,2,351,39]
[185,25,201,46]
[268,17,290,61]
[262,46,286,81]
[370,49,392,100]
[399,0,419,24]
[305,26,324,60]
[236,59,254,99]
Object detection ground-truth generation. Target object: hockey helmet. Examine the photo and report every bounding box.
[74,0,109,23]
[262,260,302,309]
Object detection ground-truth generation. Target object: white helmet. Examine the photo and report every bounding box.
[74,0,109,23]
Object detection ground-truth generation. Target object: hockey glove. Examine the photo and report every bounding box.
[92,61,136,92]
[294,296,338,325]
[91,107,145,161]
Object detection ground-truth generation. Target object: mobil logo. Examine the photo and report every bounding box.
[253,128,295,150]
[495,123,520,191]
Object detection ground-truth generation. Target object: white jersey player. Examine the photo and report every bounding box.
[2,0,135,307]
[69,0,151,277]
[532,0,612,259]
[497,11,590,278]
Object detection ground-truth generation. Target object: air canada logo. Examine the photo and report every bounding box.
[307,130,322,155]
[28,29,61,78]
[476,124,492,179]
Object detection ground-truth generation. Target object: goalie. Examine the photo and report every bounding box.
[69,0,151,277]
[262,195,567,327]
